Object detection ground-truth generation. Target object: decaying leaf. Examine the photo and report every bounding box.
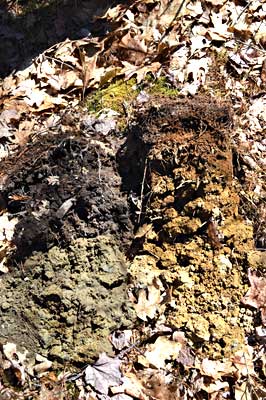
[143,336,182,369]
[109,330,132,351]
[85,353,122,395]
[231,347,255,377]
[200,358,234,380]
[133,281,161,321]
[3,343,28,385]
[234,381,252,400]
[111,373,149,400]
[242,269,266,325]
[121,61,161,83]
[0,214,18,241]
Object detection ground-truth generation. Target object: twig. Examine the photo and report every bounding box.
[158,0,188,44]
[138,158,148,225]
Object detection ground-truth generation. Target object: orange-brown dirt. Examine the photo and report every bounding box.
[121,95,263,359]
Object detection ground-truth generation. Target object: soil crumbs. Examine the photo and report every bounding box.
[0,95,265,397]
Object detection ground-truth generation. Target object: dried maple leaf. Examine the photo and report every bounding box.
[85,353,122,395]
[143,336,182,369]
[133,282,161,321]
[242,269,266,325]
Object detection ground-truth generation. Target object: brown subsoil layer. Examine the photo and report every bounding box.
[121,96,263,359]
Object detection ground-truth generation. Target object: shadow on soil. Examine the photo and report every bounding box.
[0,0,131,78]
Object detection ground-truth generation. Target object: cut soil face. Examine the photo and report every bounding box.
[122,95,263,359]
[0,129,135,366]
[0,95,263,371]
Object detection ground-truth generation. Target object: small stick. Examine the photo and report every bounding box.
[138,158,148,225]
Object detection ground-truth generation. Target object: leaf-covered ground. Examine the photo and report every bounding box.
[0,0,265,399]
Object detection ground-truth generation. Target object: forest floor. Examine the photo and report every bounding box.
[0,1,265,399]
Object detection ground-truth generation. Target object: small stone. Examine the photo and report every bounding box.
[1,302,10,310]
[49,345,62,358]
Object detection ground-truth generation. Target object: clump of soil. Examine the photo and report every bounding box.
[122,95,261,359]
[0,129,135,365]
[2,131,132,260]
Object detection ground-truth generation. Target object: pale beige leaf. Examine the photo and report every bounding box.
[121,61,161,83]
[12,79,36,97]
[235,381,252,400]
[111,373,149,400]
[134,284,161,321]
[201,359,234,380]
[24,88,46,107]
[144,336,181,369]
[0,214,18,241]
[242,269,266,325]
[37,59,57,78]
[207,12,232,41]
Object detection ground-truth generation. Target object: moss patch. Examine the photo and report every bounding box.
[146,76,179,97]
[86,78,139,115]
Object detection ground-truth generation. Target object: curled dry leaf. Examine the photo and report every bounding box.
[85,353,122,395]
[242,269,266,325]
[143,336,182,369]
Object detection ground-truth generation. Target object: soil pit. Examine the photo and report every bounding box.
[0,95,264,370]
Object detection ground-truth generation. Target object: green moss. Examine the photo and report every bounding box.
[86,75,180,129]
[86,78,138,115]
[146,76,179,97]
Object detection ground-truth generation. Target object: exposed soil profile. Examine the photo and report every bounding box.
[0,95,264,368]
[0,129,135,365]
[120,96,263,359]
